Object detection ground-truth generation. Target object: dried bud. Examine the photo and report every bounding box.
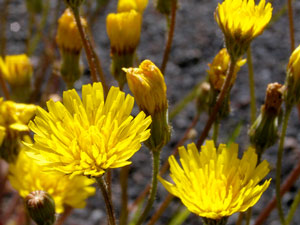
[25,191,56,225]
[249,83,283,158]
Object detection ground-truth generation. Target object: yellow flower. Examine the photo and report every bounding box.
[287,45,300,81]
[159,141,271,220]
[123,60,167,115]
[117,0,148,14]
[0,98,36,161]
[106,10,142,55]
[285,45,300,107]
[215,0,272,59]
[0,54,32,87]
[56,8,86,53]
[9,140,95,213]
[26,82,152,178]
[208,48,246,91]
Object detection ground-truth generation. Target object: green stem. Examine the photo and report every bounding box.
[135,150,161,225]
[212,120,219,143]
[196,59,237,148]
[96,176,116,225]
[284,188,300,225]
[276,106,292,224]
[247,47,256,124]
[119,166,129,225]
[245,208,252,225]
[71,7,99,83]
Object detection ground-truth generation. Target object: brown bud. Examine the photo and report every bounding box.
[264,82,284,115]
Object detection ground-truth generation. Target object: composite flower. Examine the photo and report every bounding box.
[208,48,246,91]
[26,82,152,178]
[215,0,272,59]
[117,0,148,14]
[159,141,271,220]
[9,141,95,213]
[0,54,32,87]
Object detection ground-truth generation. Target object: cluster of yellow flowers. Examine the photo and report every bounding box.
[6,0,300,224]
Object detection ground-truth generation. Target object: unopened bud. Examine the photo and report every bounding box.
[196,81,211,114]
[25,191,56,225]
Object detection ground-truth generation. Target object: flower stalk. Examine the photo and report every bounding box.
[135,150,161,225]
[96,176,116,225]
[196,59,237,148]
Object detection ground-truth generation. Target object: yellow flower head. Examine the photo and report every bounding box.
[106,10,142,55]
[0,54,33,87]
[123,60,167,115]
[287,45,300,81]
[208,48,246,91]
[159,141,271,220]
[26,82,152,178]
[117,0,148,14]
[9,140,95,213]
[215,0,272,59]
[56,8,86,53]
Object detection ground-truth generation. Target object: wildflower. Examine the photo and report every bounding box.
[0,54,33,101]
[159,141,271,223]
[117,0,148,14]
[208,48,246,91]
[25,191,56,225]
[106,10,142,88]
[215,0,272,60]
[9,142,96,213]
[26,82,152,178]
[249,83,283,158]
[56,9,86,53]
[56,9,86,87]
[285,45,300,107]
[124,60,170,150]
[0,98,36,162]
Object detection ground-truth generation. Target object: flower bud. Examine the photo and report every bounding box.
[117,0,148,14]
[285,45,300,108]
[56,9,86,87]
[25,191,56,225]
[249,83,283,158]
[195,81,211,115]
[106,10,142,89]
[124,60,170,150]
[207,48,246,91]
[0,54,33,102]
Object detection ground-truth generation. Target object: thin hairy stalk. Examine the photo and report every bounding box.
[196,59,237,148]
[161,0,177,74]
[287,0,295,52]
[276,106,292,224]
[86,27,109,95]
[129,114,200,211]
[254,158,300,225]
[96,176,116,225]
[284,189,300,225]
[72,7,98,83]
[135,150,161,225]
[120,166,129,225]
[212,120,220,143]
[0,71,10,99]
[54,206,73,225]
[0,0,10,56]
[247,47,256,123]
[146,194,173,225]
[236,212,244,225]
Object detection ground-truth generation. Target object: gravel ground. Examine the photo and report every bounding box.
[2,0,300,224]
